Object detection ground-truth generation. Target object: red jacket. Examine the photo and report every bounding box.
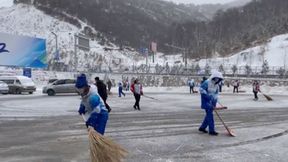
[130,83,143,95]
[253,83,260,92]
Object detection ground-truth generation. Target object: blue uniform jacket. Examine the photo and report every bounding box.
[199,80,219,110]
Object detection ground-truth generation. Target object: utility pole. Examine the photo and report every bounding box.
[284,44,287,70]
[185,48,188,68]
[74,34,78,71]
[152,51,155,63]
[145,48,148,68]
[51,32,58,60]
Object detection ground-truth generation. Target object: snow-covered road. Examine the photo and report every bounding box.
[0,88,288,162]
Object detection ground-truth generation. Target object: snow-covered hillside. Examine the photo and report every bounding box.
[195,33,288,74]
[1,3,288,76]
[0,3,141,72]
[137,33,288,75]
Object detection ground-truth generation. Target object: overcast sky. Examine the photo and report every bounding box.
[0,0,13,7]
[162,0,236,5]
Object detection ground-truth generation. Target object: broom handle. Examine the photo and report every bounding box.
[214,110,229,131]
[143,95,159,101]
[217,101,228,109]
[82,114,94,130]
[218,101,224,107]
[81,114,87,122]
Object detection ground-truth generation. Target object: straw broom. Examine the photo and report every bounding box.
[214,110,236,137]
[260,92,273,101]
[214,102,236,137]
[82,115,128,162]
[142,95,159,101]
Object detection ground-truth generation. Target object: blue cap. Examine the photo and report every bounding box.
[75,74,88,88]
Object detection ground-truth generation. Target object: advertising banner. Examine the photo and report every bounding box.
[0,32,47,68]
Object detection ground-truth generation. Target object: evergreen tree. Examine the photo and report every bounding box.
[195,64,201,74]
[232,65,238,75]
[204,64,211,75]
[218,64,225,74]
[245,64,252,75]
[261,60,269,74]
[276,67,286,77]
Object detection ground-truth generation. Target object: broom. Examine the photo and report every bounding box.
[142,95,159,101]
[214,110,236,137]
[259,91,273,101]
[214,102,235,137]
[82,115,128,162]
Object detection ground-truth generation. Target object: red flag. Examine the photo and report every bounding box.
[151,42,157,53]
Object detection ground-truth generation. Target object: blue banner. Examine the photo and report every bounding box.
[23,68,32,78]
[0,32,47,68]
[139,47,148,56]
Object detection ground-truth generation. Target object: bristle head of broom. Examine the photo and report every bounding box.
[227,129,236,137]
[88,128,128,162]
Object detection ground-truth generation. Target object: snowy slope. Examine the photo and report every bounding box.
[1,3,288,75]
[136,33,288,75]
[196,34,288,72]
[0,3,141,71]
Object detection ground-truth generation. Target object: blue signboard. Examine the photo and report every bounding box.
[23,68,32,78]
[139,47,148,56]
[0,32,47,68]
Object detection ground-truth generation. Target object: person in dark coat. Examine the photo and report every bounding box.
[188,79,195,94]
[201,76,207,84]
[106,79,112,94]
[252,80,260,101]
[95,77,111,112]
[219,80,224,93]
[233,80,240,93]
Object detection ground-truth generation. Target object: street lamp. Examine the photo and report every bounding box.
[51,31,59,60]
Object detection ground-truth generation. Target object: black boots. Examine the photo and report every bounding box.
[199,128,208,133]
[199,128,218,136]
[209,131,219,136]
[133,105,140,111]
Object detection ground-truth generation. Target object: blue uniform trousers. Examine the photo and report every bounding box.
[200,108,215,133]
[87,110,109,135]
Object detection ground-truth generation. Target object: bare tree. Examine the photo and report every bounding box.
[232,64,238,75]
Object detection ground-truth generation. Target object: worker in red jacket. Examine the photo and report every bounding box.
[130,79,143,110]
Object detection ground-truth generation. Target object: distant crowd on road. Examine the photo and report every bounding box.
[187,77,261,97]
[74,72,263,136]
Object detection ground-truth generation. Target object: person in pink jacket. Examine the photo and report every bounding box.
[130,79,143,110]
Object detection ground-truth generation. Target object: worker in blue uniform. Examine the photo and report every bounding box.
[198,71,223,136]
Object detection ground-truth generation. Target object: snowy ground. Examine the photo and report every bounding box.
[0,86,288,162]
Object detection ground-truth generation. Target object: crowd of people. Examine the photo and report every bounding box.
[75,75,144,135]
[188,73,262,135]
[75,72,262,136]
[187,78,260,97]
